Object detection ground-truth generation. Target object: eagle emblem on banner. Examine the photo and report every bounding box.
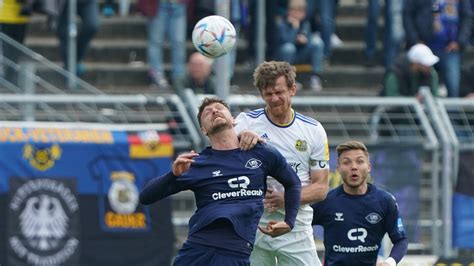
[23,144,62,171]
[20,194,68,250]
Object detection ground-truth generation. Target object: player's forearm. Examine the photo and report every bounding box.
[300,183,328,205]
[389,237,408,264]
[283,181,302,229]
[139,172,177,205]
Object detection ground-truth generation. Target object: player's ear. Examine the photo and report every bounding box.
[201,127,208,136]
[289,83,297,95]
[367,163,371,172]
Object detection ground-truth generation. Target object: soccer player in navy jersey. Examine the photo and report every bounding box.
[139,97,302,266]
[311,140,408,266]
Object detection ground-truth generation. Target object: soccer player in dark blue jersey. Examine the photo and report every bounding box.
[139,97,302,266]
[311,140,408,266]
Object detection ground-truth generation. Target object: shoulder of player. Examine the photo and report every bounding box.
[243,108,265,119]
[369,184,398,203]
[249,143,281,161]
[294,112,321,127]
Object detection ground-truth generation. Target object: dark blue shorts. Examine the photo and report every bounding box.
[173,241,250,266]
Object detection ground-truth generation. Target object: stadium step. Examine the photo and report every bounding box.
[23,2,474,96]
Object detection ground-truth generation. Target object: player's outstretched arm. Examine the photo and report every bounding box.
[139,151,198,205]
[258,221,291,238]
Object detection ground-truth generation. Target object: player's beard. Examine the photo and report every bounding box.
[207,118,232,135]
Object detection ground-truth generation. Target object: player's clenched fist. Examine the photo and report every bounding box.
[172,150,199,176]
[258,221,291,238]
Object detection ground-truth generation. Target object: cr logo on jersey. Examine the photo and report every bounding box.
[228,176,250,189]
[295,140,307,152]
[347,228,367,243]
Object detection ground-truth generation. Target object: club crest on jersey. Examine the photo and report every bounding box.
[295,140,307,152]
[245,158,262,169]
[365,212,382,224]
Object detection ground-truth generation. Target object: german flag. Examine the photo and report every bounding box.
[128,132,173,158]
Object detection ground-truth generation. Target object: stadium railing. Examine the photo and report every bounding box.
[432,95,474,258]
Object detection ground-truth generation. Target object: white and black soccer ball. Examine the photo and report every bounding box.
[192,15,237,59]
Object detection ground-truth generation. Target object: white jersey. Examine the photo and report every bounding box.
[235,108,329,231]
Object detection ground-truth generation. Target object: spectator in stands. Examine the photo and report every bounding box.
[308,0,340,62]
[101,0,116,16]
[403,0,472,97]
[0,0,30,86]
[56,0,100,76]
[471,0,474,45]
[273,0,325,91]
[382,43,439,98]
[140,0,189,90]
[175,52,216,97]
[460,62,474,98]
[365,0,404,68]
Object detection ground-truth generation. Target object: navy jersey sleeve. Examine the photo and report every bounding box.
[311,201,324,225]
[139,171,186,205]
[262,144,302,229]
[384,193,408,263]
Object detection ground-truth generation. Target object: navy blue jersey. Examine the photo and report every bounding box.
[312,184,407,266]
[140,143,301,253]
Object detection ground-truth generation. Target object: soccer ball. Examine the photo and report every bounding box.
[192,15,237,59]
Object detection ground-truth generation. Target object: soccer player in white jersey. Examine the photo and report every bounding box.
[234,61,330,266]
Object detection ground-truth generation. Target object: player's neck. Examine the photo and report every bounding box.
[209,129,239,150]
[343,182,368,195]
[266,108,294,125]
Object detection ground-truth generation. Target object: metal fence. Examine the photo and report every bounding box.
[0,93,202,151]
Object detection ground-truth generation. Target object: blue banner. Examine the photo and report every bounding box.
[0,127,175,266]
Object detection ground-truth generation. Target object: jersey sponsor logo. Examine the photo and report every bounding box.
[333,244,379,253]
[365,212,382,224]
[245,158,262,169]
[295,139,308,152]
[335,212,344,221]
[228,176,250,189]
[212,188,263,200]
[347,228,368,243]
[212,176,263,200]
[212,170,223,177]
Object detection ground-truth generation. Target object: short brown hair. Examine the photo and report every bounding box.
[197,97,230,127]
[336,140,370,161]
[253,61,296,92]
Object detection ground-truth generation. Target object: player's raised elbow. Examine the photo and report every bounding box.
[139,191,153,205]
